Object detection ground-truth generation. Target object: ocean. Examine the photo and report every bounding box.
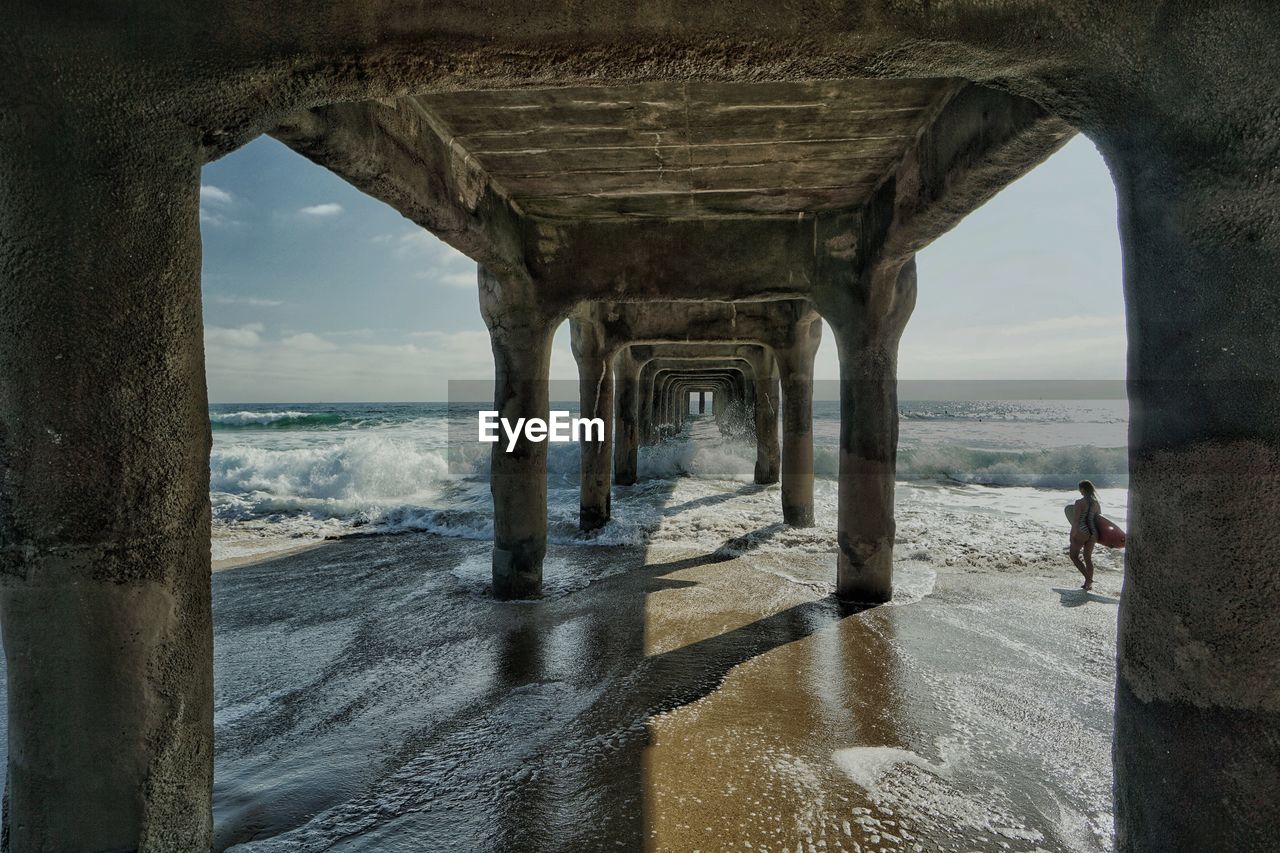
[197,398,1131,849]
[209,398,1130,571]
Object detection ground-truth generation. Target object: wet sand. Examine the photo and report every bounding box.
[212,531,1119,851]
[213,539,331,572]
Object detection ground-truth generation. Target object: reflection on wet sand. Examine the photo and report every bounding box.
[643,566,901,851]
[212,529,1115,852]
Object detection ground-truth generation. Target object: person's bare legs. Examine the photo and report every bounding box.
[1069,536,1089,585]
[1082,539,1096,590]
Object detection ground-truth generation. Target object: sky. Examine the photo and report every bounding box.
[199,135,1123,402]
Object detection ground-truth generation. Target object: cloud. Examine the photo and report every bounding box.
[394,231,437,254]
[209,294,285,307]
[327,328,377,339]
[205,326,504,401]
[390,229,478,289]
[204,323,264,348]
[281,332,338,352]
[199,184,241,228]
[299,203,343,217]
[200,185,233,205]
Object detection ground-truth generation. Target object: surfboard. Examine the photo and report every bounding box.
[1064,503,1126,548]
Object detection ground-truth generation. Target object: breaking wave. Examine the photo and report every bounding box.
[211,435,462,520]
[207,402,1128,559]
[896,444,1127,488]
[634,437,1128,489]
[211,410,355,429]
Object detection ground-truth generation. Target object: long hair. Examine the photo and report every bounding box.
[1078,479,1097,498]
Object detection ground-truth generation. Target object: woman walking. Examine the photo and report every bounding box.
[1070,479,1101,591]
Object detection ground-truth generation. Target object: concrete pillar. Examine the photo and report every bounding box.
[664,380,675,436]
[570,315,615,531]
[0,123,213,848]
[654,373,671,437]
[1107,135,1280,850]
[744,348,781,485]
[637,359,657,445]
[479,267,564,599]
[698,390,706,414]
[665,375,685,435]
[670,382,684,433]
[645,369,661,443]
[612,347,641,485]
[776,317,822,527]
[823,260,916,603]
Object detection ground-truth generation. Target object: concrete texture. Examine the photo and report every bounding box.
[775,311,822,527]
[478,267,571,600]
[4,2,1279,848]
[0,123,213,850]
[569,309,616,531]
[611,347,643,486]
[815,259,917,605]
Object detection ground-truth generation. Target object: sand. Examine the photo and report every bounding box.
[208,532,1119,852]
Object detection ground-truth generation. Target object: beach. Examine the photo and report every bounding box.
[192,398,1127,848]
[0,402,1126,850]
[208,521,1119,851]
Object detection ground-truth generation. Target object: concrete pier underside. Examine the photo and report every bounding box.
[4,3,1280,849]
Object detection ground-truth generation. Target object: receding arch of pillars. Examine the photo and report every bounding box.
[634,346,780,488]
[619,346,765,482]
[650,365,747,437]
[573,300,820,532]
[4,5,1279,846]
[653,369,745,436]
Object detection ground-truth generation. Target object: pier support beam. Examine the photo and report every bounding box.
[570,312,617,531]
[743,348,781,486]
[0,122,213,850]
[776,314,822,527]
[817,258,916,604]
[479,267,566,598]
[1108,131,1280,850]
[612,347,642,486]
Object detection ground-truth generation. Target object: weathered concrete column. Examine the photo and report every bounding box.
[642,359,676,443]
[479,268,566,598]
[1104,129,1280,850]
[671,380,686,433]
[570,311,616,531]
[654,372,672,437]
[637,358,657,445]
[712,384,729,431]
[819,259,916,603]
[775,316,822,527]
[0,121,213,849]
[743,347,781,485]
[612,347,642,485]
[698,390,706,414]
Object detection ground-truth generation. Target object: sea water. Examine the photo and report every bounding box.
[204,398,1127,850]
[209,399,1129,568]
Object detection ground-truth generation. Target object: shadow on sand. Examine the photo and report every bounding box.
[210,518,883,851]
[1052,586,1121,607]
